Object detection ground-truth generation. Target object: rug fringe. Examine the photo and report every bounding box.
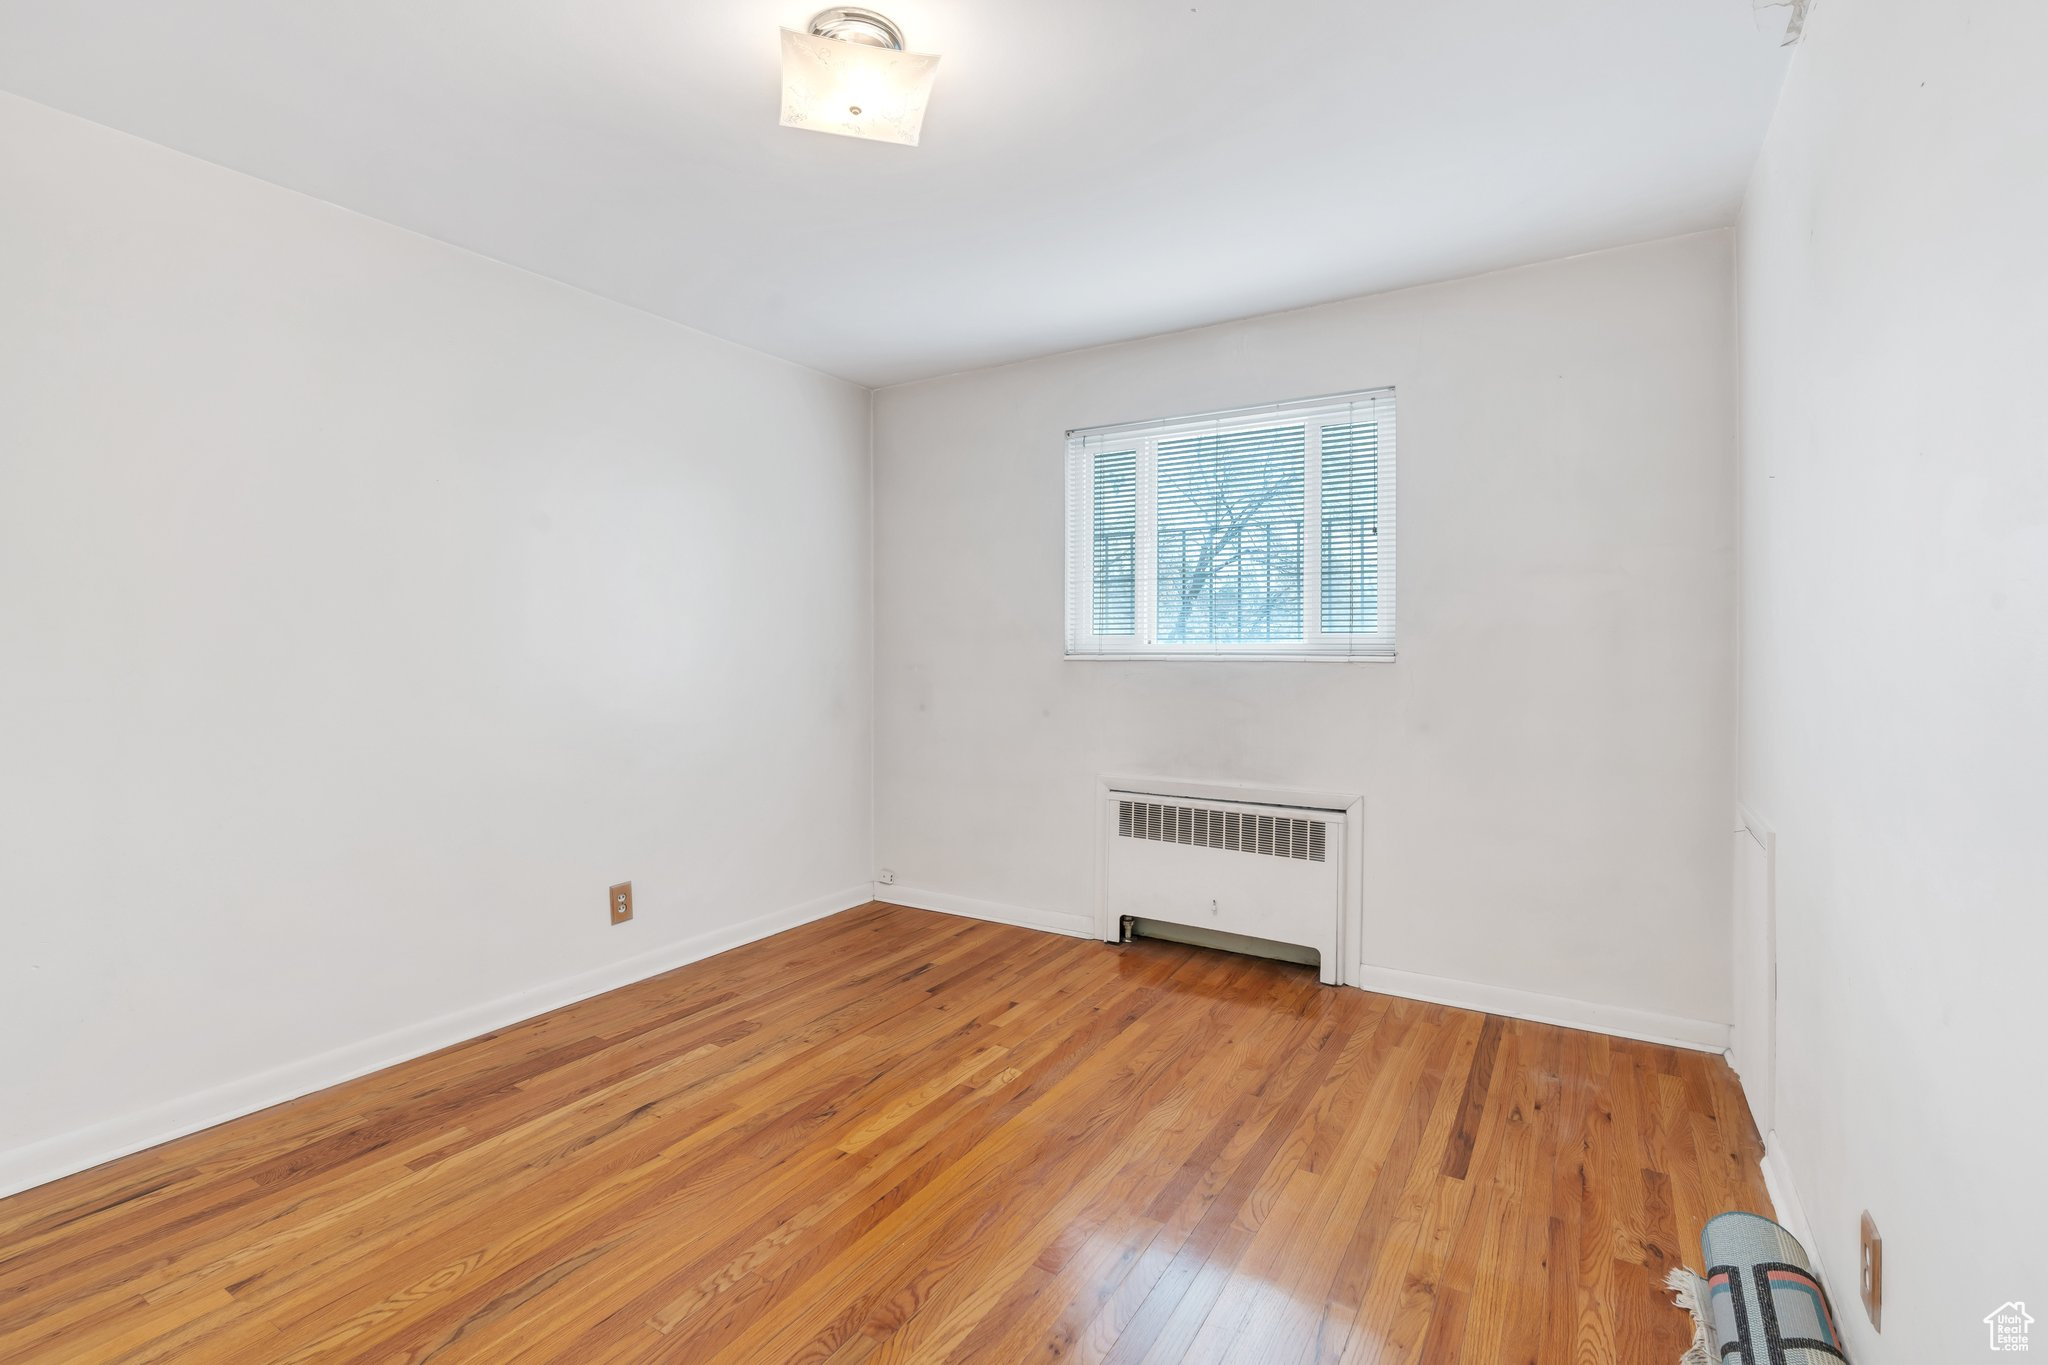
[1665,1267,1713,1365]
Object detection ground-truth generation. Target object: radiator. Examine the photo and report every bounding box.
[1101,788,1343,984]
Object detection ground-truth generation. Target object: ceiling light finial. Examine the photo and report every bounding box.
[780,8,939,146]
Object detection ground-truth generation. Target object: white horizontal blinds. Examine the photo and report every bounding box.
[1329,390,1396,656]
[1154,425,1305,643]
[1065,388,1395,659]
[1320,420,1380,633]
[1091,450,1138,635]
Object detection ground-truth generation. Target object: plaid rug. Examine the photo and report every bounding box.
[1666,1212,1848,1364]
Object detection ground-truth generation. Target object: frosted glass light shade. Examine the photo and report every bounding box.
[779,28,939,146]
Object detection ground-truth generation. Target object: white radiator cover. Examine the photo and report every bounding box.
[1100,785,1347,985]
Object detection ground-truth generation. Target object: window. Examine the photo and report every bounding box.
[1065,389,1396,659]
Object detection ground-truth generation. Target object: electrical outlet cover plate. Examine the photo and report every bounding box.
[1859,1210,1882,1331]
[610,881,633,925]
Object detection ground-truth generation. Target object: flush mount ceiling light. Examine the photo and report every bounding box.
[779,8,939,147]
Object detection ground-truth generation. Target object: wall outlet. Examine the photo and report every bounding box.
[877,869,896,886]
[609,881,633,925]
[1859,1211,1882,1331]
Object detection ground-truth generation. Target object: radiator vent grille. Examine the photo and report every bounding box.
[1116,799,1327,862]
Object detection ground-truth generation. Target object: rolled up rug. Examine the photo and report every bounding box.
[1665,1211,1848,1363]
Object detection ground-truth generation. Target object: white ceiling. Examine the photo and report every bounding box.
[0,2,1792,386]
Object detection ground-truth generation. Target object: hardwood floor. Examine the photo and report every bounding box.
[0,902,1770,1363]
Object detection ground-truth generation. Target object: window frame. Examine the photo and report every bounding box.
[1065,389,1396,662]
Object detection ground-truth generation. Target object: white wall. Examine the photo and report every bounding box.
[1737,1,2048,1356]
[0,94,873,1194]
[874,233,1738,1041]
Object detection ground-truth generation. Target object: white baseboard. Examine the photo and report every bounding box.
[872,886,1728,1053]
[879,885,1096,939]
[1759,1130,1819,1267]
[1351,961,1731,1053]
[0,883,874,1201]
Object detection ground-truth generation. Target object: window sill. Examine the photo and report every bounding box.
[1063,651,1396,663]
